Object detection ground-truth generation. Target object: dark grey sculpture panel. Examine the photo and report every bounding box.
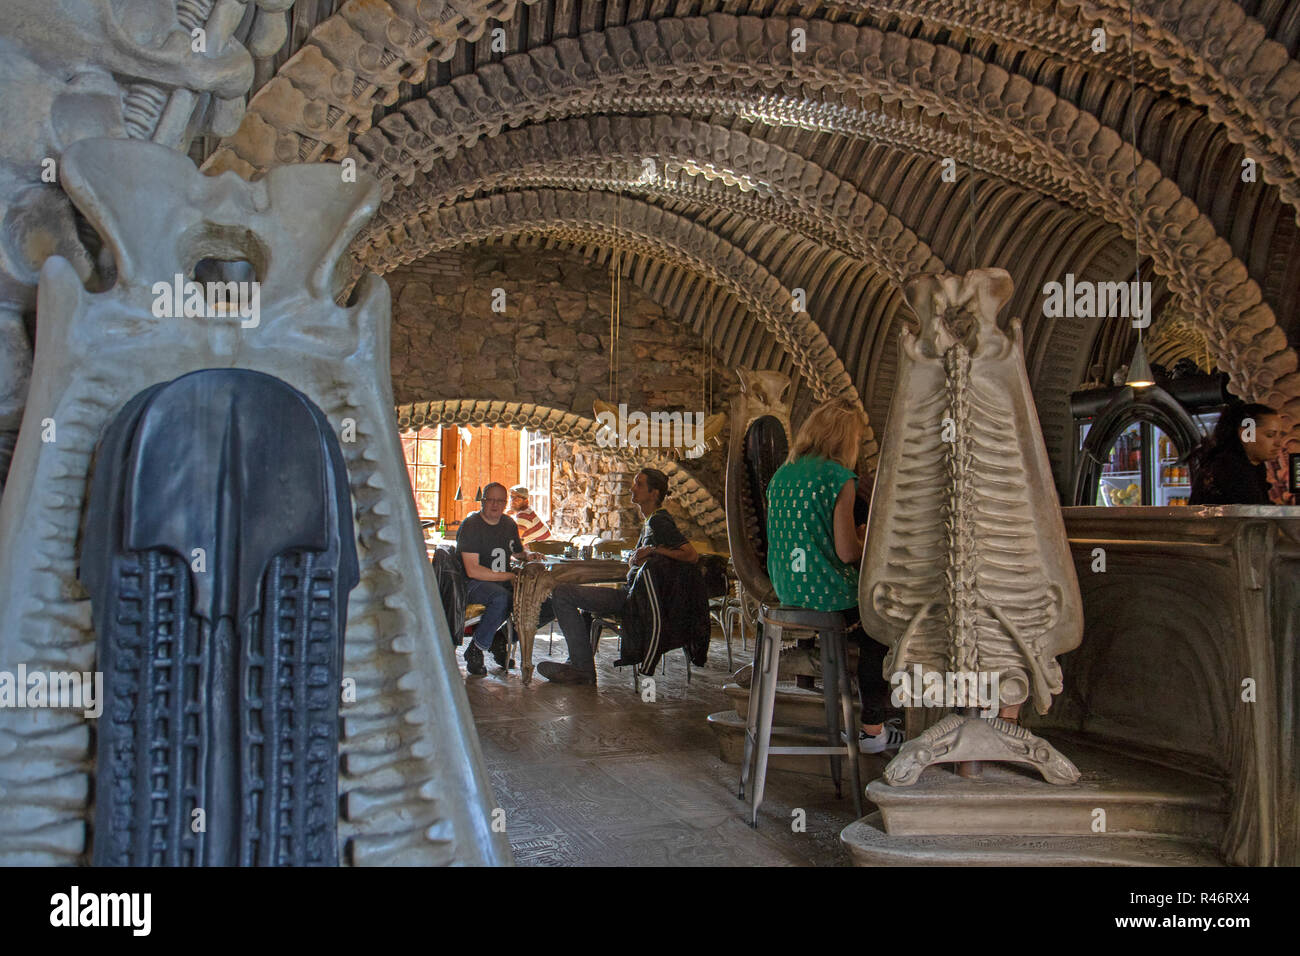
[81,369,358,866]
[0,137,512,866]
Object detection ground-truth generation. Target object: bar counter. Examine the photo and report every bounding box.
[1051,506,1299,865]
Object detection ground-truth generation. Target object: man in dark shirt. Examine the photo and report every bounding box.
[456,482,525,674]
[539,468,698,685]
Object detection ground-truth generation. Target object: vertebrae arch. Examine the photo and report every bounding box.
[360,114,949,291]
[211,1,1300,232]
[335,14,1297,431]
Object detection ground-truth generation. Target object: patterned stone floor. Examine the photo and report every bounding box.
[462,625,858,866]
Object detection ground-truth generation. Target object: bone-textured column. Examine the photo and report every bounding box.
[0,139,510,866]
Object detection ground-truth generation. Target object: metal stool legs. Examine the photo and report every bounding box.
[820,628,862,810]
[747,622,782,826]
[740,613,864,827]
[835,632,863,813]
[821,632,843,797]
[737,619,765,801]
[723,606,735,671]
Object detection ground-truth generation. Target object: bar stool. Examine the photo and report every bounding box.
[738,605,863,826]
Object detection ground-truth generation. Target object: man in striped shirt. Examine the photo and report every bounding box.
[508,484,552,545]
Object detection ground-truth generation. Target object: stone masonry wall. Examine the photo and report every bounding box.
[551,437,714,545]
[387,245,733,519]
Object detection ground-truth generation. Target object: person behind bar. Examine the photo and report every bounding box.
[540,468,698,685]
[764,398,903,753]
[1188,402,1282,506]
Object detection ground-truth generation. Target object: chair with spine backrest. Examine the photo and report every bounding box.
[696,551,735,665]
[724,370,793,661]
[689,540,741,665]
[570,532,601,552]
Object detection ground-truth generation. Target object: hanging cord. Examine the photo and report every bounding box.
[608,226,613,403]
[616,228,621,402]
[609,196,622,405]
[708,310,714,413]
[702,308,712,413]
[609,252,615,403]
[966,37,978,274]
[1128,0,1143,347]
[513,262,522,391]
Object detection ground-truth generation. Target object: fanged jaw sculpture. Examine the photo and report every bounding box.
[0,138,510,865]
[0,0,289,496]
[859,268,1083,786]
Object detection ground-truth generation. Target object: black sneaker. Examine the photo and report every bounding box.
[464,641,486,675]
[536,661,596,685]
[489,630,510,670]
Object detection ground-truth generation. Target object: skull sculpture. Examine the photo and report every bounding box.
[0,0,289,496]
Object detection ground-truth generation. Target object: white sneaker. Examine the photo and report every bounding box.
[847,724,904,754]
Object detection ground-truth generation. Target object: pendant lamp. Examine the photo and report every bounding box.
[1125,338,1155,388]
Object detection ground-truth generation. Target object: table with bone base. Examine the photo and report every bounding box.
[512,557,629,684]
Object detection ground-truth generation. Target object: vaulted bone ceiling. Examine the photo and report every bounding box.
[200,0,1300,498]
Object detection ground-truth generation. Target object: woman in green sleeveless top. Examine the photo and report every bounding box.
[765,398,901,753]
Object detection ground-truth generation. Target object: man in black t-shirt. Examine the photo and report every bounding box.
[456,482,526,674]
[539,468,698,685]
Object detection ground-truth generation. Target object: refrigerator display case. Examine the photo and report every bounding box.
[1070,375,1228,507]
[1081,420,1194,507]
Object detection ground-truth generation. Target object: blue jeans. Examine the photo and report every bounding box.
[466,579,512,650]
[552,583,628,669]
[464,579,554,649]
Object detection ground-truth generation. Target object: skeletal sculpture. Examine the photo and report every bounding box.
[859,268,1083,786]
[724,369,793,609]
[0,138,510,865]
[0,0,291,497]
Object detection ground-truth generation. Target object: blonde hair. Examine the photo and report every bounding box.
[788,398,863,469]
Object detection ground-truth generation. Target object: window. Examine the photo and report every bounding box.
[402,426,443,520]
[520,428,552,521]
